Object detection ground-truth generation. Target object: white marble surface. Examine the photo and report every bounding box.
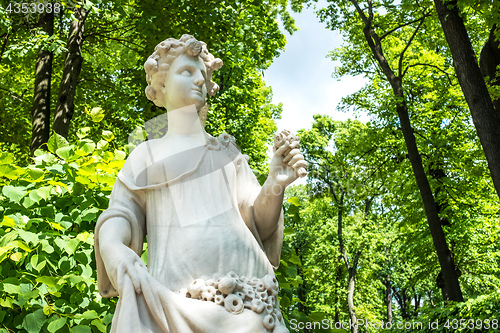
[95,34,305,333]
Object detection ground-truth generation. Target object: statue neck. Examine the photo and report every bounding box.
[165,104,205,139]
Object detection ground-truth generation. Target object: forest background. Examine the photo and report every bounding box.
[0,0,499,332]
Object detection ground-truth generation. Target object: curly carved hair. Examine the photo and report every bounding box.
[144,34,223,108]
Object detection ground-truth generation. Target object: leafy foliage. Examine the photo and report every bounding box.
[0,127,124,332]
[0,0,291,170]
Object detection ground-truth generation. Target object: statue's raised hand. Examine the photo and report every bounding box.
[268,130,307,189]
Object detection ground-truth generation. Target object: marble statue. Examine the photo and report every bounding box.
[94,34,307,333]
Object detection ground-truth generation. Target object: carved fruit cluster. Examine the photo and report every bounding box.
[176,272,287,332]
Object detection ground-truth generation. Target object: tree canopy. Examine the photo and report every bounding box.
[1,0,500,332]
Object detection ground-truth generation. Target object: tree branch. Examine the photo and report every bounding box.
[85,33,144,52]
[84,23,136,39]
[0,87,29,106]
[350,0,370,26]
[0,33,9,62]
[398,14,428,78]
[380,14,430,40]
[402,62,454,85]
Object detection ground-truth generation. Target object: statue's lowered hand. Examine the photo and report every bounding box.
[101,242,149,295]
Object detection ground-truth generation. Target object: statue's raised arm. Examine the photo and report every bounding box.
[95,34,305,333]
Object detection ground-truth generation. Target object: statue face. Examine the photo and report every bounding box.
[163,54,208,111]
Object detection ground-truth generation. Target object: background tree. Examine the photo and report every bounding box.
[432,0,500,200]
[1,0,298,172]
[316,0,466,302]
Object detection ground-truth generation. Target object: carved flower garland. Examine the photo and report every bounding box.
[176,272,286,332]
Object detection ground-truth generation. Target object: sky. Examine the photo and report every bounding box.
[263,2,368,133]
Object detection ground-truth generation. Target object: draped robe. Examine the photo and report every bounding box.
[94,134,288,333]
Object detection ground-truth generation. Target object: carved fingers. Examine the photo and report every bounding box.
[274,141,290,157]
[136,264,162,311]
[273,129,307,178]
[111,245,149,296]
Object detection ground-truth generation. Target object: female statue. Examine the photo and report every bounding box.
[95,34,306,333]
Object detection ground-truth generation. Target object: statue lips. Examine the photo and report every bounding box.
[192,87,203,95]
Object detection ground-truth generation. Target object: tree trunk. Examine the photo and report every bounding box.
[414,292,421,315]
[336,191,360,333]
[30,12,54,154]
[427,290,434,306]
[434,0,500,201]
[334,261,342,324]
[384,273,392,323]
[480,25,500,112]
[346,253,361,333]
[385,280,392,323]
[53,5,88,138]
[349,0,464,302]
[397,101,463,302]
[402,289,408,319]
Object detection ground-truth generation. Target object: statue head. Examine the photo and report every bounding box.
[144,34,223,110]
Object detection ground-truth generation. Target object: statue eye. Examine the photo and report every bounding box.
[181,70,191,76]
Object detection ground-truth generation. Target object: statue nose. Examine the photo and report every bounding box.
[194,75,204,86]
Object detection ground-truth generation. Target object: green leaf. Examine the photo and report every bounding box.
[0,164,24,179]
[56,146,76,160]
[36,276,59,288]
[71,325,91,333]
[102,130,115,141]
[76,127,91,139]
[29,189,43,203]
[286,266,297,278]
[66,238,80,255]
[30,255,42,272]
[1,216,16,227]
[287,196,301,206]
[22,308,46,333]
[10,252,23,261]
[41,240,54,254]
[47,133,69,153]
[26,167,45,181]
[23,196,37,208]
[33,151,57,165]
[2,279,21,294]
[47,317,67,333]
[36,186,53,200]
[76,139,96,156]
[85,107,105,122]
[0,151,15,165]
[81,310,99,320]
[97,139,109,149]
[18,230,38,245]
[308,311,326,321]
[2,185,27,203]
[113,149,126,160]
[91,319,107,333]
[10,240,31,252]
[0,298,14,308]
[289,254,301,265]
[55,238,67,253]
